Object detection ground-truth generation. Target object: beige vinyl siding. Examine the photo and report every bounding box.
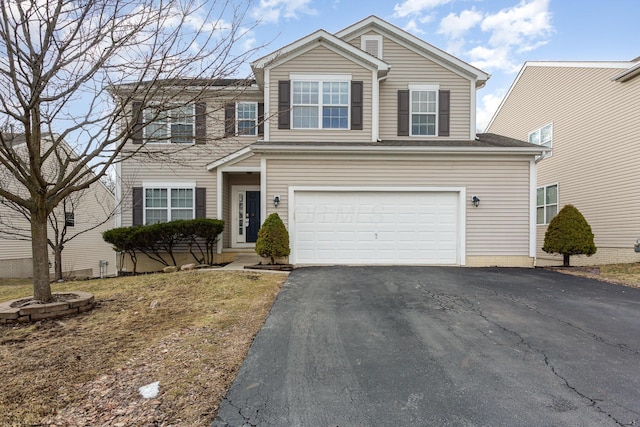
[378,37,471,140]
[343,29,472,140]
[48,181,117,277]
[231,154,261,168]
[119,94,262,228]
[264,156,532,257]
[487,65,640,258]
[0,187,116,278]
[268,45,373,142]
[120,153,217,228]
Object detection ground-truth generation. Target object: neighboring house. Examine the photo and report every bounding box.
[0,135,117,278]
[486,59,640,266]
[115,15,545,270]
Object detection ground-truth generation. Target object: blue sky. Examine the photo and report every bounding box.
[237,0,640,131]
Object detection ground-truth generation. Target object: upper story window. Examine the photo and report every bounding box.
[529,123,553,159]
[64,212,75,227]
[409,84,438,136]
[144,104,195,144]
[398,84,449,137]
[537,183,558,225]
[291,74,351,130]
[144,187,194,225]
[237,102,257,136]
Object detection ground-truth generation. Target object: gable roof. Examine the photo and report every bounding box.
[251,29,390,87]
[335,16,490,88]
[485,60,638,130]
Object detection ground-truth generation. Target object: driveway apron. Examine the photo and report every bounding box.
[214,266,640,426]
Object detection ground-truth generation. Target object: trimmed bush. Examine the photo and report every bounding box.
[103,218,225,271]
[543,204,596,267]
[255,213,290,264]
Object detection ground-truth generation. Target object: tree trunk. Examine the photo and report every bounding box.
[31,207,52,302]
[563,254,570,267]
[54,245,63,281]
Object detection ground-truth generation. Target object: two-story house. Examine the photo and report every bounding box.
[115,16,545,271]
[0,135,116,279]
[486,59,640,266]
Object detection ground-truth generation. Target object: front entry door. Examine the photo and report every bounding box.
[246,191,261,243]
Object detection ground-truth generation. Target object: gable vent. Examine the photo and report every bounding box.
[361,35,382,59]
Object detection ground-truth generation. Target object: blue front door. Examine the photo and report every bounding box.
[246,191,260,243]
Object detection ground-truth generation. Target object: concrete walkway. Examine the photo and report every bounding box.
[217,253,290,274]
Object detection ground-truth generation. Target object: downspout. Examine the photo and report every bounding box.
[374,73,388,142]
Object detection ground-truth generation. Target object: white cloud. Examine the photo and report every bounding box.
[481,0,552,49]
[403,18,426,35]
[393,0,452,18]
[431,0,553,73]
[476,90,505,132]
[438,9,483,39]
[251,0,317,24]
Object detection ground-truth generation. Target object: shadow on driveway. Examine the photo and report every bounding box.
[214,266,640,426]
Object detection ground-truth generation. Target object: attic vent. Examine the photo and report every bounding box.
[361,35,382,59]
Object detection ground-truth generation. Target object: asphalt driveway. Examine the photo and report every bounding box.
[214,267,640,426]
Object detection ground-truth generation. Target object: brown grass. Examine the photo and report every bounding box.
[0,270,286,426]
[552,263,640,289]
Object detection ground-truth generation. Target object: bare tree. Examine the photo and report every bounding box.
[0,0,259,301]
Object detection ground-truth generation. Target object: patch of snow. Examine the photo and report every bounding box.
[139,381,160,399]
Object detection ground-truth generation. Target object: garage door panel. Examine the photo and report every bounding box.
[293,191,459,265]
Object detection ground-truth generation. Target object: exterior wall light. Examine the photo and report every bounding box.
[472,196,480,207]
[273,195,280,207]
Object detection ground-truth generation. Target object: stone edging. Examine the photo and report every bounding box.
[0,291,95,324]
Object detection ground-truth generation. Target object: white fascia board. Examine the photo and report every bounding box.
[335,16,489,83]
[251,144,548,156]
[251,29,389,73]
[206,146,253,170]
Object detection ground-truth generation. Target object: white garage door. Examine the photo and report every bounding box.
[292,190,459,265]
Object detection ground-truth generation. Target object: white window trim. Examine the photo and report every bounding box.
[536,183,558,225]
[289,73,353,130]
[142,182,196,225]
[409,84,439,137]
[361,34,383,59]
[529,123,553,159]
[143,104,196,144]
[236,101,258,136]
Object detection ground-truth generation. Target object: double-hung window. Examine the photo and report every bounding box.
[291,75,350,129]
[144,187,194,224]
[529,123,553,158]
[237,102,257,135]
[410,85,438,136]
[144,104,195,143]
[537,184,558,225]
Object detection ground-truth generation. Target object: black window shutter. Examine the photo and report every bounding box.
[132,187,143,225]
[278,80,290,129]
[438,90,450,137]
[351,81,363,130]
[132,102,143,144]
[397,90,409,136]
[225,103,235,137]
[258,102,265,136]
[195,103,206,144]
[195,187,206,218]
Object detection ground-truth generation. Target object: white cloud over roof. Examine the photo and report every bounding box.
[250,0,317,24]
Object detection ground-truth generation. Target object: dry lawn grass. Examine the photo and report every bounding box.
[553,262,640,289]
[0,270,286,426]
